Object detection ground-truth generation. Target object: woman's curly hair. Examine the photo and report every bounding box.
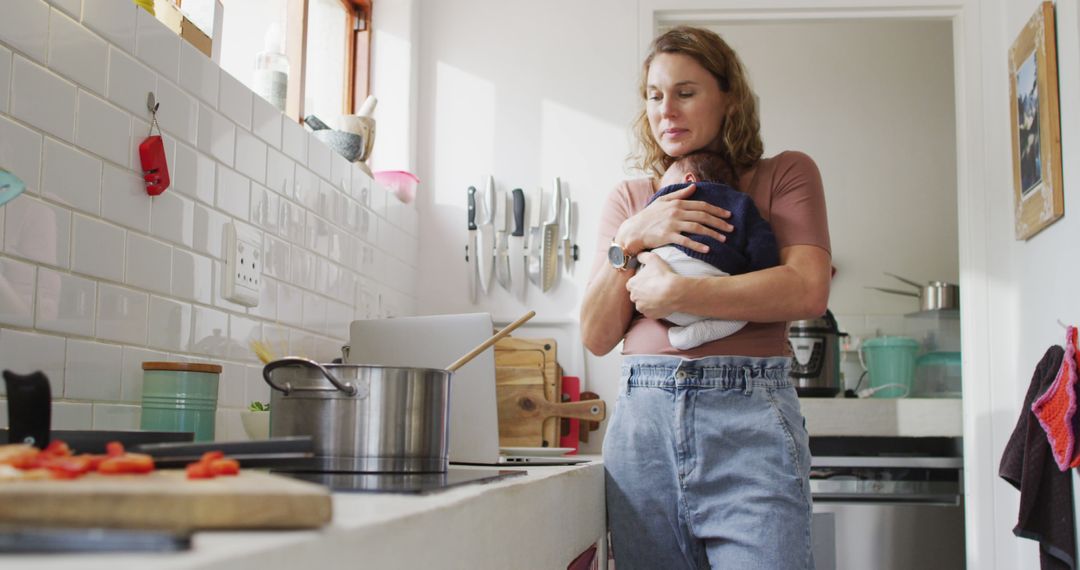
[631,26,764,181]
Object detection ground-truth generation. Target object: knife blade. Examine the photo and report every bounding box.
[494,184,511,291]
[541,177,562,292]
[527,187,543,287]
[477,175,496,294]
[466,186,478,303]
[562,188,573,273]
[509,188,527,299]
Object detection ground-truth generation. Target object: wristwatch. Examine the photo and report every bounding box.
[607,241,640,271]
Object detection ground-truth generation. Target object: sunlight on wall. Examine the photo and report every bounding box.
[433,62,495,205]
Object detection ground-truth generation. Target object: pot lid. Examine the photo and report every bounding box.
[789,309,841,334]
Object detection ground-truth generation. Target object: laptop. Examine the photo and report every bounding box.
[347,312,587,466]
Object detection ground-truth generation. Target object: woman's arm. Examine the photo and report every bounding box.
[627,244,831,322]
[580,262,636,356]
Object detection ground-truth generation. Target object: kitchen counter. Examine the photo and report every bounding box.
[7,458,606,570]
[800,397,962,437]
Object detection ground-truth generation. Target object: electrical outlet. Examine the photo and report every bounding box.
[223,222,261,307]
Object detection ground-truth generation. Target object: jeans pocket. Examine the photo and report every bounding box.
[763,388,808,480]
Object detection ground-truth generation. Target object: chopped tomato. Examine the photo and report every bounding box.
[42,455,96,479]
[42,440,71,457]
[105,441,125,457]
[98,453,155,475]
[185,461,214,479]
[209,458,240,476]
[199,451,224,463]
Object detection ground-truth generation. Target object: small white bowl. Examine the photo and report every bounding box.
[240,410,270,440]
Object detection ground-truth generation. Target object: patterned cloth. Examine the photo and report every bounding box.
[1032,326,1080,470]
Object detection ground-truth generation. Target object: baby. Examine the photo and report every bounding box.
[647,151,780,350]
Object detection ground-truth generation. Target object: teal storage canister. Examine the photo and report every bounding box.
[140,362,222,442]
[861,336,919,398]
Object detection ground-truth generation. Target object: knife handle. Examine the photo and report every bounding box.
[3,370,51,448]
[511,188,525,237]
[467,186,477,231]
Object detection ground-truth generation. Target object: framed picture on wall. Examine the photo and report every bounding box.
[1008,1,1063,240]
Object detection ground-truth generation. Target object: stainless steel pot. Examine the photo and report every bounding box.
[264,358,451,473]
[868,272,959,312]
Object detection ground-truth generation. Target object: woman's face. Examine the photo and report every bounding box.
[645,52,727,158]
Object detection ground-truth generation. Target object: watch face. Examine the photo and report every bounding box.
[607,244,625,267]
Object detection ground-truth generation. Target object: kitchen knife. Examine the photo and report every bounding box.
[466,186,478,303]
[562,189,573,273]
[494,185,512,291]
[509,188,527,300]
[526,187,543,287]
[540,178,562,292]
[476,176,496,295]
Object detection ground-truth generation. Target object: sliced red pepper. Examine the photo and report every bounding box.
[209,458,240,476]
[42,440,71,457]
[199,451,225,463]
[98,453,155,475]
[105,441,125,457]
[185,461,214,479]
[42,455,96,479]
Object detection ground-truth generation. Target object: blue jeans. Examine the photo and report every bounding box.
[603,355,814,570]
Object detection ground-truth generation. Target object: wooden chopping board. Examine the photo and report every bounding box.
[495,336,560,446]
[494,365,606,447]
[0,470,331,531]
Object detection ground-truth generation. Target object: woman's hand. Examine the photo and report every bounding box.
[613,184,733,254]
[626,251,684,319]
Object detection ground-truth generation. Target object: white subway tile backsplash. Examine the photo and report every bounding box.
[217,362,245,408]
[71,214,124,281]
[4,196,70,268]
[281,118,307,164]
[125,233,172,295]
[120,346,166,402]
[96,282,148,345]
[11,56,76,142]
[279,198,304,244]
[172,143,215,205]
[251,274,276,320]
[228,314,260,362]
[0,0,50,63]
[245,364,270,406]
[218,71,252,130]
[155,77,197,145]
[215,166,250,219]
[171,247,212,304]
[53,402,92,429]
[48,8,107,95]
[0,256,36,327]
[307,134,332,180]
[178,41,217,107]
[46,0,81,19]
[301,291,327,333]
[251,96,282,149]
[92,404,140,429]
[0,114,42,193]
[190,304,228,357]
[326,299,352,339]
[42,137,102,214]
[290,244,315,290]
[75,90,131,167]
[250,183,279,235]
[277,282,302,327]
[330,153,350,194]
[264,147,293,196]
[0,328,65,395]
[35,267,94,336]
[100,163,150,232]
[150,190,193,247]
[83,0,137,54]
[263,233,289,280]
[234,130,266,184]
[305,211,329,257]
[134,7,178,81]
[65,338,121,400]
[106,47,154,120]
[147,295,190,352]
[294,165,318,210]
[192,202,226,258]
[352,169,371,206]
[0,45,11,112]
[198,103,235,166]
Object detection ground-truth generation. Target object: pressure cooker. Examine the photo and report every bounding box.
[788,309,847,397]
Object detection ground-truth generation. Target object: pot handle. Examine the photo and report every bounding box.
[263,357,360,396]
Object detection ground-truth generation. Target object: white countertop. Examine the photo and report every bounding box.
[800,397,963,437]
[7,458,607,570]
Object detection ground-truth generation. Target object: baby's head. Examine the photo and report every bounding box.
[660,151,735,188]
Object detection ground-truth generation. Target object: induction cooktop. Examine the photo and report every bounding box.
[276,468,526,494]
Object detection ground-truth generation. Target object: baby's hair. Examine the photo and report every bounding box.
[675,151,738,189]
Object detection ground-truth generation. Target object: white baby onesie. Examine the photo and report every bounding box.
[650,246,748,350]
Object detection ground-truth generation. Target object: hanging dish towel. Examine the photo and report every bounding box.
[1032,326,1080,470]
[1001,345,1076,570]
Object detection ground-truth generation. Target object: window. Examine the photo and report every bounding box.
[183,0,372,123]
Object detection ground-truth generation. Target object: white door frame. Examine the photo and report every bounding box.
[638,1,993,567]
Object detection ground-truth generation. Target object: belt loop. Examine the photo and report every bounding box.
[741,365,754,396]
[625,366,634,395]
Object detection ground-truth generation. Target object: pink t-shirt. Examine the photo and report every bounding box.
[590,151,831,358]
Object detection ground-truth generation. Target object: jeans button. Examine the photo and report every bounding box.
[675,371,687,380]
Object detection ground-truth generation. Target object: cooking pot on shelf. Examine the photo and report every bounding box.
[868,272,959,313]
[788,309,846,397]
[263,311,534,474]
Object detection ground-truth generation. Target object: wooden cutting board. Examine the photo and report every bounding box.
[0,470,331,531]
[495,376,606,447]
[495,336,560,446]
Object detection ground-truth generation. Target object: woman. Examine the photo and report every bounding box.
[580,26,831,569]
